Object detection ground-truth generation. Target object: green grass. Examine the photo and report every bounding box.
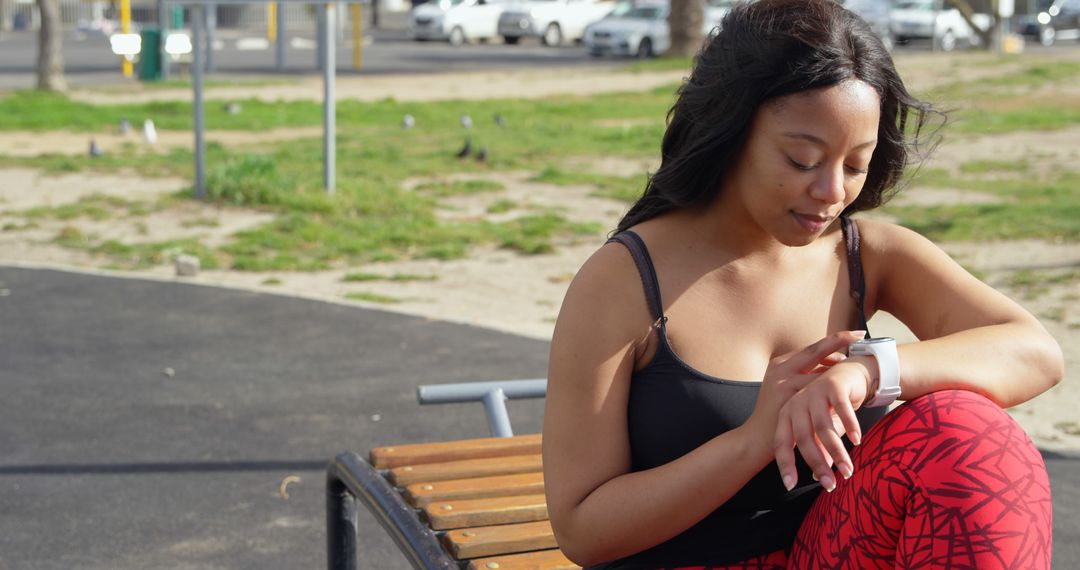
[344,291,403,304]
[413,179,505,197]
[342,272,438,282]
[1007,268,1080,300]
[530,166,647,203]
[953,105,1080,135]
[51,224,221,270]
[923,58,1080,135]
[887,169,1079,242]
[958,160,1030,174]
[19,193,146,221]
[7,52,1080,271]
[487,199,518,214]
[620,56,695,73]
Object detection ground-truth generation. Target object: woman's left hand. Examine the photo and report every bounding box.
[773,358,873,493]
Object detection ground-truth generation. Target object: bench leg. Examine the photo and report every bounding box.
[327,452,459,569]
[327,473,359,570]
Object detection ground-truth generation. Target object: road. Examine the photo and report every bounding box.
[0,10,623,90]
[1,11,1075,91]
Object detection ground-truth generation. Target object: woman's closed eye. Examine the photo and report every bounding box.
[788,157,868,176]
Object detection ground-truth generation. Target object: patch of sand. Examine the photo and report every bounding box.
[67,68,690,106]
[0,168,187,210]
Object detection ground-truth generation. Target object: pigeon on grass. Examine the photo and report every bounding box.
[456,137,472,159]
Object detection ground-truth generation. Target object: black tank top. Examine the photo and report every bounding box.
[590,217,886,569]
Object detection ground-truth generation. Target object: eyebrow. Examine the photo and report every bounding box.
[782,132,877,150]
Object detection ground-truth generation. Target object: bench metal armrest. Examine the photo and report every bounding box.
[326,452,458,570]
[417,379,547,438]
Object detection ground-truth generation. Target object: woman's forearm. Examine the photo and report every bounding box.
[894,322,1064,408]
[553,425,772,566]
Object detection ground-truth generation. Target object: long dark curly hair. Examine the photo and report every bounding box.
[616,0,941,233]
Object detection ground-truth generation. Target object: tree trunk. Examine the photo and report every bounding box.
[36,0,67,92]
[667,0,705,57]
[945,0,994,48]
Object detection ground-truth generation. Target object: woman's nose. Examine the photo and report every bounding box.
[808,163,847,204]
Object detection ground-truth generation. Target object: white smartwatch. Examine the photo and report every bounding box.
[849,337,901,408]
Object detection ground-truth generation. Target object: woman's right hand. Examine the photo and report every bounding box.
[741,330,866,463]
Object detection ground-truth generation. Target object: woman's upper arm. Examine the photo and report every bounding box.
[861,219,1041,339]
[543,242,649,536]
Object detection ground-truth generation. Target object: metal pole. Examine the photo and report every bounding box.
[205,2,216,72]
[481,389,514,438]
[275,1,285,72]
[316,4,325,70]
[120,0,133,77]
[193,3,206,199]
[323,2,335,194]
[417,379,548,403]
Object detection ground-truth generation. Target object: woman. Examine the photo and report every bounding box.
[542,0,1064,568]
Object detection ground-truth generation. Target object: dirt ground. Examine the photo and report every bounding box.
[2,51,1078,450]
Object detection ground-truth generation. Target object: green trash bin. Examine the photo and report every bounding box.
[138,27,163,81]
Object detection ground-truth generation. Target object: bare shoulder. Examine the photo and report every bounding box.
[852,217,938,255]
[555,238,655,343]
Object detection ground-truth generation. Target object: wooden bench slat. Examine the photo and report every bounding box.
[442,520,558,559]
[371,434,542,469]
[405,471,545,507]
[467,549,580,570]
[388,453,542,486]
[425,493,548,530]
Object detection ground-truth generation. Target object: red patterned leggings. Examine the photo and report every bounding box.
[681,390,1053,569]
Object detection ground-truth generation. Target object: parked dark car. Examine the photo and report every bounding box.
[1017,0,1080,46]
[842,0,895,51]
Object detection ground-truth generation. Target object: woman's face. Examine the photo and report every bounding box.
[725,79,881,247]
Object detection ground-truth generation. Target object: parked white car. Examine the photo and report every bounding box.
[583,0,731,58]
[498,0,618,46]
[409,0,511,46]
[890,0,991,51]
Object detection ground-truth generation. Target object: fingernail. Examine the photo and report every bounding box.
[812,473,818,482]
[838,463,853,479]
[851,431,861,446]
[782,474,795,491]
[821,475,836,492]
[851,330,867,338]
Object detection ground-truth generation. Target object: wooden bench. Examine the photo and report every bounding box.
[327,433,579,570]
[327,378,577,569]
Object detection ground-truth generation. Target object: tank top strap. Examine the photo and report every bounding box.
[607,231,666,324]
[840,216,870,333]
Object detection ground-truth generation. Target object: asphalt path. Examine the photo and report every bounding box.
[0,266,550,568]
[0,265,1077,568]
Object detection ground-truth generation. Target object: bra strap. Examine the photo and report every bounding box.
[840,216,870,333]
[607,231,666,324]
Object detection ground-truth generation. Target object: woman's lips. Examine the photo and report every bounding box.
[792,212,832,233]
